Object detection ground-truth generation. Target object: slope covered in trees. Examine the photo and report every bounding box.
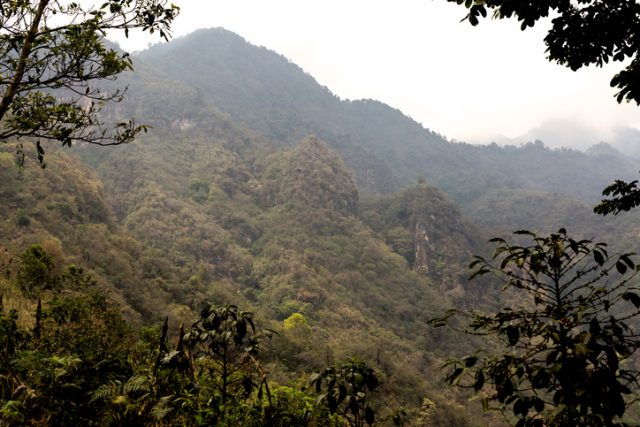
[137,28,638,207]
[0,144,176,322]
[131,27,640,264]
[68,63,498,421]
[3,25,640,425]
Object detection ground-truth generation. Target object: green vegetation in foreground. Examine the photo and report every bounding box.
[433,229,640,426]
[0,245,371,426]
[3,3,640,424]
[4,226,640,426]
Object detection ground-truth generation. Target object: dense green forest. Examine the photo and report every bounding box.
[3,25,640,426]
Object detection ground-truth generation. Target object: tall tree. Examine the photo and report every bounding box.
[447,0,640,105]
[432,229,640,426]
[0,0,178,166]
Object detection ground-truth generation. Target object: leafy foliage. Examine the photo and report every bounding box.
[311,358,380,427]
[16,244,55,297]
[182,304,272,422]
[0,259,383,427]
[0,289,135,425]
[449,0,640,105]
[11,25,640,425]
[0,0,178,165]
[1,120,481,422]
[434,229,640,426]
[594,176,640,216]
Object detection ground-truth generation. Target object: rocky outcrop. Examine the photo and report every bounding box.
[414,221,431,275]
[363,183,482,282]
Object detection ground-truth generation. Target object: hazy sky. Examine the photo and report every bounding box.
[113,0,640,143]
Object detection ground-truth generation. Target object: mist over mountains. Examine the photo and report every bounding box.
[472,118,640,157]
[134,28,638,203]
[2,26,640,425]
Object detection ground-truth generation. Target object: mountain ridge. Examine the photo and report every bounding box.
[135,27,639,208]
[3,25,639,425]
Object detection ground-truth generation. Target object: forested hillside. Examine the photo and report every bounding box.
[3,25,640,426]
[132,26,640,255]
[138,28,638,207]
[73,65,498,419]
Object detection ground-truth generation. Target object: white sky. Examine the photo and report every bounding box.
[112,0,640,143]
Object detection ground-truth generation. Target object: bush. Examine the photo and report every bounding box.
[15,211,30,227]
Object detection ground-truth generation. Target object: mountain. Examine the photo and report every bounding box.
[4,26,640,424]
[67,61,497,420]
[81,30,640,418]
[487,118,640,160]
[0,143,183,323]
[137,28,639,209]
[511,119,606,151]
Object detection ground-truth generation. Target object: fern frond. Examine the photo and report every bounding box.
[151,395,175,420]
[90,379,122,403]
[123,374,150,395]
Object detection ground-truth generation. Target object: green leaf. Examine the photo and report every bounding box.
[497,378,513,403]
[464,356,478,367]
[242,376,253,396]
[594,249,605,266]
[574,343,587,356]
[327,394,338,413]
[513,398,528,416]
[469,258,484,268]
[337,384,347,404]
[315,393,327,406]
[448,367,464,384]
[364,406,375,425]
[621,254,636,270]
[474,369,485,391]
[469,267,490,280]
[622,292,640,309]
[612,392,625,417]
[514,230,534,235]
[506,325,519,346]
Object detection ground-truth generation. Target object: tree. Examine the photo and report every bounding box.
[157,303,275,424]
[448,0,640,105]
[432,229,640,426]
[594,176,640,216]
[0,0,179,166]
[0,289,136,426]
[16,244,56,297]
[311,357,380,427]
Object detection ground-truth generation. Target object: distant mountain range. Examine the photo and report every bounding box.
[472,118,640,158]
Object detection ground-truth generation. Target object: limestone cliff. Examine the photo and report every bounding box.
[362,183,483,284]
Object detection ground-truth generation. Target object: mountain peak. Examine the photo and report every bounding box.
[260,136,358,216]
[585,142,622,157]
